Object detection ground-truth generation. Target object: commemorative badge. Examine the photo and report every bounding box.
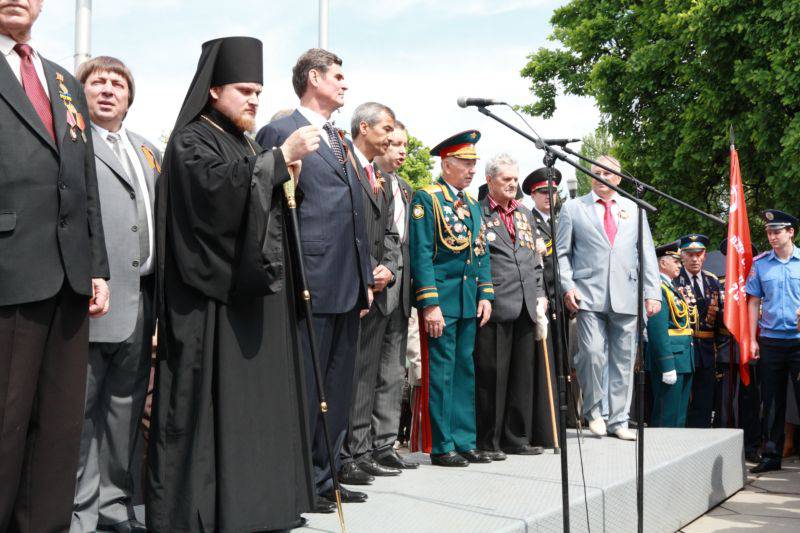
[56,73,86,143]
[487,231,496,242]
[141,145,162,173]
[619,209,630,220]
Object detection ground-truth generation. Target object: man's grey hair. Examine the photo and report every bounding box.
[485,153,518,178]
[350,102,395,139]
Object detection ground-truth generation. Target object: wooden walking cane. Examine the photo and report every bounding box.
[284,164,347,533]
[541,336,560,450]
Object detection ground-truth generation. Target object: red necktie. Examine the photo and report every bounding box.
[365,163,379,194]
[14,43,55,142]
[598,198,617,245]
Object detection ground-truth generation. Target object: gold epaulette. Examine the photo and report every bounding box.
[702,270,718,280]
[421,184,442,195]
[464,191,476,204]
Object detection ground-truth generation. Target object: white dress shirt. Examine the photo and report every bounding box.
[590,190,620,226]
[353,145,370,169]
[390,175,406,242]
[93,123,155,275]
[0,34,50,98]
[534,207,551,225]
[297,105,332,148]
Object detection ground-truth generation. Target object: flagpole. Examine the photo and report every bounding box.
[319,0,329,49]
[74,0,92,72]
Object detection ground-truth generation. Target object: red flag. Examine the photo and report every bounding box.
[724,142,754,385]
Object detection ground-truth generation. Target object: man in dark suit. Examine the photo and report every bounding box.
[72,56,160,533]
[256,48,373,509]
[474,154,550,458]
[0,3,110,531]
[339,101,400,484]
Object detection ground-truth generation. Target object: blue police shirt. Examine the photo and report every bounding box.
[745,245,800,339]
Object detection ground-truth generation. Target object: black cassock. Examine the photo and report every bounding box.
[147,108,313,532]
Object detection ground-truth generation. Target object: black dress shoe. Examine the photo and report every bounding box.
[375,448,420,469]
[750,459,781,474]
[482,450,507,461]
[503,444,544,455]
[358,457,401,476]
[311,497,337,513]
[321,485,368,503]
[106,519,147,533]
[338,461,374,485]
[745,450,761,463]
[460,449,492,463]
[430,450,469,467]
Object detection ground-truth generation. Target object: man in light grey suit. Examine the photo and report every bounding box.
[556,155,660,440]
[72,57,160,533]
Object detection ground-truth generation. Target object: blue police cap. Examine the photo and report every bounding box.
[762,209,798,229]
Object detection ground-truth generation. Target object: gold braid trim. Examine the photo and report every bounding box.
[430,191,472,253]
[663,282,695,331]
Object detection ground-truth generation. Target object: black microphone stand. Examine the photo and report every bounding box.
[473,105,657,533]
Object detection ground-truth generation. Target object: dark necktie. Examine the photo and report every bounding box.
[692,275,704,301]
[14,43,55,141]
[323,122,345,164]
[107,132,150,266]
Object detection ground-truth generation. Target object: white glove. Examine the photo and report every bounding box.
[535,297,549,341]
[662,369,677,385]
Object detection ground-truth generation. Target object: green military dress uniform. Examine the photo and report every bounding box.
[646,271,696,427]
[410,176,494,455]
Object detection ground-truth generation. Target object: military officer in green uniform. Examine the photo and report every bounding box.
[410,130,494,467]
[646,242,696,427]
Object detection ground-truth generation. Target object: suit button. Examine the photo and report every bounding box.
[59,217,67,227]
[466,259,471,264]
[130,192,136,199]
[463,275,467,280]
[58,181,67,190]
[355,238,361,245]
[132,225,138,232]
[132,260,139,267]
[354,211,359,217]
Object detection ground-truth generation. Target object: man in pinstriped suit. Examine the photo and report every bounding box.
[340,102,403,483]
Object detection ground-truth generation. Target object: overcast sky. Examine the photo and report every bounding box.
[32,0,599,198]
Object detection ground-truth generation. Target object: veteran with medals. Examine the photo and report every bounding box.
[474,155,551,458]
[147,37,319,531]
[647,242,696,427]
[409,130,494,466]
[673,234,724,428]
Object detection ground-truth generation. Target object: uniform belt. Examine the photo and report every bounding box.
[693,330,715,339]
[668,328,693,336]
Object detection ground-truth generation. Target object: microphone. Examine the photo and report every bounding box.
[539,138,581,146]
[457,96,506,108]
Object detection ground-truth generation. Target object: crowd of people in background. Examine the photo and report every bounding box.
[2,3,800,533]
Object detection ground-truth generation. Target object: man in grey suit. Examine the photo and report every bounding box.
[556,155,661,440]
[367,122,419,470]
[72,57,160,533]
[474,154,549,458]
[340,102,404,483]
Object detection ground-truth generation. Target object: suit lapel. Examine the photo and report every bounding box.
[0,54,58,154]
[42,60,66,154]
[354,162,380,211]
[128,132,156,198]
[292,110,348,183]
[580,194,610,246]
[482,200,512,248]
[93,130,133,189]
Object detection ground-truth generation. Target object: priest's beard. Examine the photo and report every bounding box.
[232,112,256,134]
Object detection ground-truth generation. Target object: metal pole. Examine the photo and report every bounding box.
[74,0,92,72]
[318,0,329,49]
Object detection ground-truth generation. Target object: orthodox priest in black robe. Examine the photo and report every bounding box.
[147,37,321,532]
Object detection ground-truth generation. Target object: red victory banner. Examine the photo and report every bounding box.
[723,134,754,385]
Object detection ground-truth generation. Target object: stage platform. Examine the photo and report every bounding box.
[296,428,745,533]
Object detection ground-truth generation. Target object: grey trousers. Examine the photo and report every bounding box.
[71,291,153,533]
[574,310,637,432]
[343,304,409,462]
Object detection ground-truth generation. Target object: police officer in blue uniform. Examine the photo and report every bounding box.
[746,209,800,473]
[673,234,724,428]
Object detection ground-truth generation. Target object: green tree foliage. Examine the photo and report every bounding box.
[577,123,616,196]
[521,0,800,248]
[397,132,434,190]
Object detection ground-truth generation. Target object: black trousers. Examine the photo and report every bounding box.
[758,336,800,463]
[687,366,716,428]
[299,307,360,493]
[474,312,535,451]
[739,360,762,455]
[0,284,89,533]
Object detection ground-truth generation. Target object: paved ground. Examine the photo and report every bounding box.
[682,456,800,532]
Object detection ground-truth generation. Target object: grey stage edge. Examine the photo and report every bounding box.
[296,429,745,533]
